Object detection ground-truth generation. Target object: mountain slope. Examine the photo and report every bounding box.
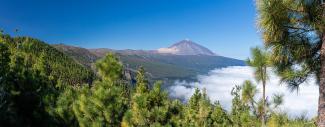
[53,44,99,68]
[157,40,215,55]
[118,53,244,80]
[1,35,95,86]
[53,40,245,82]
[118,54,198,80]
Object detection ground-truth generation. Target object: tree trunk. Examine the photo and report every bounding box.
[318,34,325,127]
[262,80,266,127]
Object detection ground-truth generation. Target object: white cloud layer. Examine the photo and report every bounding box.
[168,66,318,118]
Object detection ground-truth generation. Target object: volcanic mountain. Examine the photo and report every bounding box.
[157,40,216,55]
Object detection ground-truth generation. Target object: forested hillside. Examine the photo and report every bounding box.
[118,54,245,81]
[53,44,98,68]
[0,34,95,126]
[1,35,95,86]
[0,34,316,127]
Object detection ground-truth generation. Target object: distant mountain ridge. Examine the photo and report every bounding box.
[53,40,245,83]
[88,40,216,56]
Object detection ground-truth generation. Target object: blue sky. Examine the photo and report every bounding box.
[0,0,261,59]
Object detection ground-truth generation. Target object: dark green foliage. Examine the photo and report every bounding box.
[211,101,232,127]
[135,67,149,93]
[72,81,128,127]
[0,43,10,76]
[230,85,257,127]
[0,34,94,126]
[54,54,129,127]
[0,43,57,126]
[53,44,98,68]
[182,88,214,126]
[53,86,79,126]
[4,35,94,87]
[0,34,316,127]
[122,68,176,126]
[256,0,324,126]
[95,53,123,82]
[256,0,322,88]
[246,47,270,83]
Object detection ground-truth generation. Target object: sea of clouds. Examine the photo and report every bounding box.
[168,66,318,118]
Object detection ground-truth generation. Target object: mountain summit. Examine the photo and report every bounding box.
[157,40,216,55]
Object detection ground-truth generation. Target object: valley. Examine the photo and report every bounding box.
[54,40,245,83]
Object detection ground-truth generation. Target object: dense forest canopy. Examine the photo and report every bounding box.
[0,34,317,126]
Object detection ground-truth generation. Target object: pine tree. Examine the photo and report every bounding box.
[95,53,123,83]
[123,67,150,126]
[54,86,79,126]
[147,81,171,126]
[53,53,129,126]
[183,88,214,127]
[0,42,10,81]
[211,101,231,127]
[169,99,184,126]
[246,47,270,126]
[256,0,325,126]
[135,66,149,93]
[230,85,256,127]
[241,80,258,117]
[71,81,128,127]
[0,42,11,125]
[0,49,56,126]
[197,89,212,126]
[122,67,175,126]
